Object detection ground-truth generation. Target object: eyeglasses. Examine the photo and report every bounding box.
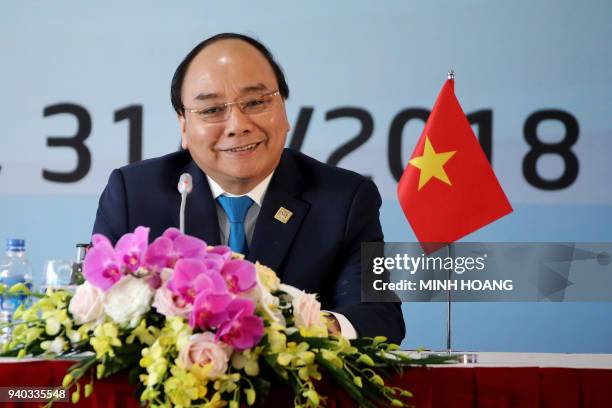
[184,90,281,123]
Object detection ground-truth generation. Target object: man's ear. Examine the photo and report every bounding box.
[178,114,188,149]
[280,99,291,133]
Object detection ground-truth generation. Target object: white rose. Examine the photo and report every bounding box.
[292,291,324,330]
[103,275,153,327]
[68,281,105,326]
[278,283,303,299]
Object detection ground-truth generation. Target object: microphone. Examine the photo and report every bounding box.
[177,173,193,233]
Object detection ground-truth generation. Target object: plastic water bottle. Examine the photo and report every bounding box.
[0,239,33,343]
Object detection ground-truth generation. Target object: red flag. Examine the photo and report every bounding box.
[397,79,512,249]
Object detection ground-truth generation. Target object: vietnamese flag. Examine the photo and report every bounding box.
[397,78,512,249]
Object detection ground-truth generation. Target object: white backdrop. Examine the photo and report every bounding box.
[1,0,611,352]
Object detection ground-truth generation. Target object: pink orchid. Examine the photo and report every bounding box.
[192,271,228,296]
[220,260,256,293]
[167,258,227,303]
[189,291,232,330]
[215,298,264,350]
[84,227,150,291]
[144,228,207,270]
[115,226,149,273]
[161,227,182,241]
[146,271,163,290]
[92,234,113,247]
[207,245,233,261]
[144,236,173,271]
[202,254,225,275]
[172,233,208,260]
[83,236,122,291]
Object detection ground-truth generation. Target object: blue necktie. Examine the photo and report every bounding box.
[216,195,254,255]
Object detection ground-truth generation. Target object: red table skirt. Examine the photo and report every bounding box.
[1,360,612,407]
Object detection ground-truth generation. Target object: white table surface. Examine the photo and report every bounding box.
[2,352,612,369]
[402,351,612,369]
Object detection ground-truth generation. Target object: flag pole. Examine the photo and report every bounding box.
[447,243,453,352]
[446,69,454,354]
[444,69,477,363]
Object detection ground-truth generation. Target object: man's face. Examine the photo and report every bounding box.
[178,39,290,194]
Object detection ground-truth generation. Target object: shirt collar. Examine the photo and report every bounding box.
[206,172,274,207]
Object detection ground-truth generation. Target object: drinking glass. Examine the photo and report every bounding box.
[40,259,74,292]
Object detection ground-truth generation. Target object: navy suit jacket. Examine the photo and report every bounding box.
[93,148,405,343]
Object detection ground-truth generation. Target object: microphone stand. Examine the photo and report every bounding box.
[177,173,193,233]
[180,192,188,233]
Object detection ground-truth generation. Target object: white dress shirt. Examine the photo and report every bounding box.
[206,174,358,339]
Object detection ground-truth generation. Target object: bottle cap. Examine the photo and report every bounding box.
[75,243,90,262]
[6,239,25,251]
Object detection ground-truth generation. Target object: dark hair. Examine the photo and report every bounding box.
[170,33,289,115]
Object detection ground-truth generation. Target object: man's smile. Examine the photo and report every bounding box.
[218,141,264,154]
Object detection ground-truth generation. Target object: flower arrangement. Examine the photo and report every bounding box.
[1,226,448,407]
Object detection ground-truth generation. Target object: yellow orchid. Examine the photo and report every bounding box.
[277,341,315,368]
[213,372,241,393]
[255,262,280,292]
[299,323,327,338]
[25,327,44,344]
[265,324,287,354]
[163,366,203,407]
[244,388,256,405]
[231,347,261,376]
[90,322,121,358]
[298,363,322,382]
[21,303,41,322]
[126,319,160,345]
[320,349,343,369]
[45,317,61,336]
[76,322,93,342]
[140,341,168,387]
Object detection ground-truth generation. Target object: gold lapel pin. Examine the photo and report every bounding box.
[274,207,293,224]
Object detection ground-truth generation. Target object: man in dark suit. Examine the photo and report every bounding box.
[93,33,405,343]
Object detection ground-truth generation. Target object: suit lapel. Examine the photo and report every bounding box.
[172,160,221,246]
[247,150,309,275]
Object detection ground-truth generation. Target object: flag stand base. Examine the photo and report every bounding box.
[419,351,478,364]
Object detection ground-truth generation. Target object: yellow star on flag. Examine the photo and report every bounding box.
[409,136,456,190]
